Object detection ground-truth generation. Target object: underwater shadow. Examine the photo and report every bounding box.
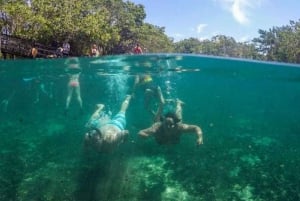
[74,150,106,201]
[74,149,130,201]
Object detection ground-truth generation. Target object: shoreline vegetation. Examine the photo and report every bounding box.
[0,1,299,63]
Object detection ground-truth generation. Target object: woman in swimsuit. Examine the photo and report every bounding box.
[65,57,83,112]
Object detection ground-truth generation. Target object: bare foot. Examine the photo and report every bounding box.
[96,104,105,110]
[126,94,131,100]
[176,99,185,106]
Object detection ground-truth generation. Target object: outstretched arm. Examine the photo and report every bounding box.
[180,123,203,145]
[138,122,160,138]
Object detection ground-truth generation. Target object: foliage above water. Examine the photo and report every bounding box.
[1,1,300,63]
[0,0,173,55]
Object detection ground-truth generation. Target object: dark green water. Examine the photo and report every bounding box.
[0,54,300,201]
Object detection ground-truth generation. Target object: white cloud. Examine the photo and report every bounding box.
[231,0,249,24]
[216,0,264,25]
[196,24,208,33]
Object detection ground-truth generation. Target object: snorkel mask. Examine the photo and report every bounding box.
[161,112,180,128]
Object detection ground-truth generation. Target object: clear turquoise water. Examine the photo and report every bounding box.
[0,54,300,201]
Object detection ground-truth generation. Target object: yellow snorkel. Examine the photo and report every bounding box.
[143,75,153,83]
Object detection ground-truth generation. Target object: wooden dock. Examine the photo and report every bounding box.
[0,34,57,59]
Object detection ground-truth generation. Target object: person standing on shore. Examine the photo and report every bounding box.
[133,43,143,54]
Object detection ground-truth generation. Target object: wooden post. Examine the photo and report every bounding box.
[0,34,2,59]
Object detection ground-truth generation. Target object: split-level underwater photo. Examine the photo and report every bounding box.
[0,54,300,201]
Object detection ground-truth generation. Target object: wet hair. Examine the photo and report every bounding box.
[86,128,101,138]
[160,112,181,124]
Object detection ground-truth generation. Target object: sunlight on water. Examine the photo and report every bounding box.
[0,54,300,201]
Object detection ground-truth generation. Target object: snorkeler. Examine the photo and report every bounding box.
[0,91,15,112]
[138,91,203,146]
[132,74,164,117]
[65,57,83,113]
[84,95,131,153]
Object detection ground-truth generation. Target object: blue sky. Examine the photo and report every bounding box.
[129,0,300,42]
